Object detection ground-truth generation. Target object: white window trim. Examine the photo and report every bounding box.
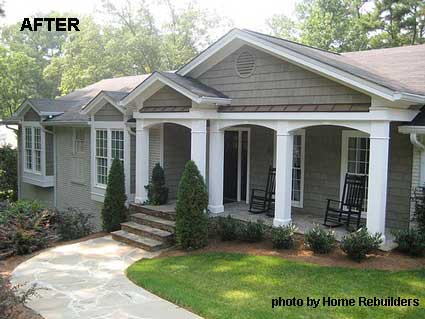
[91,120,129,202]
[273,129,305,208]
[340,130,369,215]
[22,122,45,176]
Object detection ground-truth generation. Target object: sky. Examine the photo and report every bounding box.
[1,0,297,32]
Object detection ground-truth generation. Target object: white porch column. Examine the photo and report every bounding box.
[135,120,149,204]
[273,122,293,227]
[366,121,390,240]
[191,119,207,178]
[208,120,224,213]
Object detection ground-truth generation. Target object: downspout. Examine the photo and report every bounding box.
[410,133,425,151]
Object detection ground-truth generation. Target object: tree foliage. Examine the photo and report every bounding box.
[0,144,17,202]
[101,159,127,232]
[175,160,208,250]
[267,0,425,52]
[145,163,169,205]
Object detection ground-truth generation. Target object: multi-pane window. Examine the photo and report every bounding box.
[24,126,42,173]
[25,127,33,170]
[111,130,124,162]
[34,128,41,172]
[346,135,370,206]
[292,135,303,204]
[95,129,125,186]
[73,128,86,154]
[96,130,108,185]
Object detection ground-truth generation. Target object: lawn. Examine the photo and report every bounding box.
[127,252,425,319]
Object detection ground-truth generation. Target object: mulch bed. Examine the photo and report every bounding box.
[160,235,425,271]
[0,232,107,319]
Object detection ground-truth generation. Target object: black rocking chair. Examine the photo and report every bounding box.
[249,166,276,214]
[323,173,366,230]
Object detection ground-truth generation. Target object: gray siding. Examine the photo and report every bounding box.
[94,103,123,121]
[144,86,192,108]
[163,123,191,198]
[45,131,54,176]
[23,108,40,121]
[248,124,412,229]
[198,46,371,107]
[55,127,102,230]
[386,123,413,229]
[149,126,162,175]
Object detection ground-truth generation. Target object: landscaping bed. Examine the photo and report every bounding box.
[127,250,425,319]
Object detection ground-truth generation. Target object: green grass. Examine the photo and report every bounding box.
[127,253,425,319]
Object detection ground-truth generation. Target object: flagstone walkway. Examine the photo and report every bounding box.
[11,236,201,319]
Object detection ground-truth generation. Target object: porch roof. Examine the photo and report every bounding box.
[218,103,371,113]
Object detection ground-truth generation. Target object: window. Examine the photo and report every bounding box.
[341,131,370,210]
[96,130,108,185]
[291,132,305,207]
[73,128,86,154]
[95,129,125,186]
[25,127,32,170]
[24,126,42,173]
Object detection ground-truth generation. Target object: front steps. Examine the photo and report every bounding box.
[112,204,176,251]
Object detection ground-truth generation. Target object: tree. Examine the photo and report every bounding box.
[0,45,39,117]
[101,159,127,232]
[175,160,208,250]
[266,14,299,41]
[145,163,168,205]
[0,145,17,201]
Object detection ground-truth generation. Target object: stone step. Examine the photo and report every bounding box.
[121,221,174,242]
[129,203,176,221]
[111,230,167,252]
[130,213,176,233]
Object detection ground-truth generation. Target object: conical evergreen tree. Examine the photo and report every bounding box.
[175,160,209,249]
[101,159,127,232]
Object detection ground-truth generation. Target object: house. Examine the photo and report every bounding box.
[3,29,425,249]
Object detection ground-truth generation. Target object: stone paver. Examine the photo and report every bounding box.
[11,236,201,319]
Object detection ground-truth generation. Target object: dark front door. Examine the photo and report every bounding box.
[224,131,238,202]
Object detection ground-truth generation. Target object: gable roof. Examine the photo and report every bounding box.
[120,71,230,106]
[178,28,425,103]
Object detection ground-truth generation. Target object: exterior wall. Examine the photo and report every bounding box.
[23,108,40,121]
[130,133,136,194]
[410,142,421,225]
[249,126,275,191]
[18,128,54,206]
[198,46,371,107]
[143,86,192,108]
[386,123,413,229]
[93,103,123,121]
[248,124,412,229]
[163,123,191,199]
[45,131,54,176]
[149,126,162,175]
[55,127,103,230]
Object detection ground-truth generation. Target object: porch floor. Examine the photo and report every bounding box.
[138,201,396,251]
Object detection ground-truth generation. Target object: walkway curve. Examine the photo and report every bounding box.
[11,236,201,319]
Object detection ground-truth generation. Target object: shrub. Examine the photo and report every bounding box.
[393,228,425,256]
[0,276,39,318]
[218,215,239,241]
[175,161,209,250]
[305,225,336,254]
[241,220,265,242]
[145,163,169,205]
[271,223,298,249]
[0,145,18,202]
[0,200,57,255]
[340,228,382,262]
[56,207,93,241]
[101,159,127,232]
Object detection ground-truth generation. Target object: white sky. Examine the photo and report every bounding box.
[1,0,297,32]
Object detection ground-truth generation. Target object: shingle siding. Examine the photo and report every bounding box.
[23,108,40,121]
[143,86,192,108]
[55,127,103,230]
[93,103,123,121]
[198,46,371,107]
[163,123,191,198]
[45,131,54,176]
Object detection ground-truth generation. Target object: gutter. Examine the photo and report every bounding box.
[410,133,425,150]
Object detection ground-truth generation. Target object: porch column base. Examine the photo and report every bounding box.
[208,204,224,214]
[273,218,292,227]
[134,196,145,205]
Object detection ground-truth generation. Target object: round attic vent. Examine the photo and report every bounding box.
[235,51,255,78]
